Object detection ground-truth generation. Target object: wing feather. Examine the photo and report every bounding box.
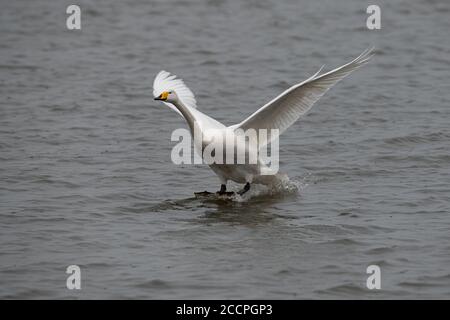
[235,48,374,146]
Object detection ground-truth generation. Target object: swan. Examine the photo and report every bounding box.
[153,48,373,195]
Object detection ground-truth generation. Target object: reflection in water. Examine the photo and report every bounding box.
[147,190,301,226]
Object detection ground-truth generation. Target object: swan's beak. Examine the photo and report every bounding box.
[154,91,169,101]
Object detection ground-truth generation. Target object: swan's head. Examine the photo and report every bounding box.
[154,90,178,103]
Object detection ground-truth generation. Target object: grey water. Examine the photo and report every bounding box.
[1,0,449,299]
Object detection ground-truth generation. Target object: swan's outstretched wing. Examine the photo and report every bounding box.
[235,48,374,146]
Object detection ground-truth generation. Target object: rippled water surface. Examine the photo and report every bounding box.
[1,0,449,299]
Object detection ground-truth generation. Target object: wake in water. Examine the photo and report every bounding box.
[194,173,310,203]
[143,173,312,215]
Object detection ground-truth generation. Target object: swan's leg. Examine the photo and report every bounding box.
[237,182,250,195]
[217,184,227,195]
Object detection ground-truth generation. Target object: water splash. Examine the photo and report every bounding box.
[229,173,310,202]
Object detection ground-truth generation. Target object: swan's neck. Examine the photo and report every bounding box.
[172,99,196,133]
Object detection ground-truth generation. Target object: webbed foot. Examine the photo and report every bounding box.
[216,184,227,195]
[237,182,250,195]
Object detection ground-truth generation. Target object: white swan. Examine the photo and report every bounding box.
[153,48,373,195]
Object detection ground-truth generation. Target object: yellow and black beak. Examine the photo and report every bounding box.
[154,91,169,101]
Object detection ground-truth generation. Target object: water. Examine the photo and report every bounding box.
[1,0,449,299]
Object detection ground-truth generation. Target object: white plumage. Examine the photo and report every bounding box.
[152,49,374,195]
[153,70,197,116]
[236,48,374,146]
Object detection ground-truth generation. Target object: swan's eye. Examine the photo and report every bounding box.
[160,91,170,100]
